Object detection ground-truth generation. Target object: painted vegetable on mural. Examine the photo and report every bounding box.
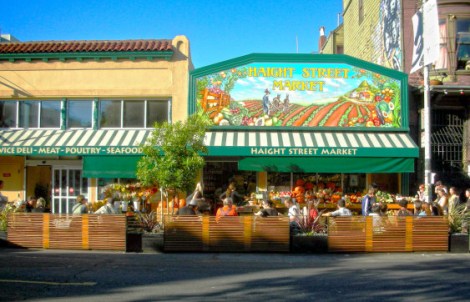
[195,63,402,128]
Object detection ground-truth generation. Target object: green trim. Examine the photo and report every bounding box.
[187,53,409,129]
[60,99,66,130]
[83,156,141,178]
[238,157,415,173]
[0,51,174,62]
[92,98,99,130]
[207,146,418,158]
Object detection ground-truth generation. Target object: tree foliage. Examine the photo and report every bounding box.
[136,114,210,196]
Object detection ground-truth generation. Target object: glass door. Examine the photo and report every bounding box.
[52,168,88,214]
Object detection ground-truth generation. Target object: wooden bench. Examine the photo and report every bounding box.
[328,216,449,252]
[7,213,129,251]
[164,216,290,252]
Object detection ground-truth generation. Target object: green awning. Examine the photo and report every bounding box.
[204,130,419,158]
[83,156,142,178]
[0,129,151,156]
[238,157,415,173]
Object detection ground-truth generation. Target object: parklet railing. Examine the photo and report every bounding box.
[7,213,128,251]
[164,216,290,252]
[328,216,449,252]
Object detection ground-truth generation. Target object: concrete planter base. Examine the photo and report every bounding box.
[449,233,469,253]
[291,234,328,253]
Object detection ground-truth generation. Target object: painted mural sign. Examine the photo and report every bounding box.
[195,62,402,128]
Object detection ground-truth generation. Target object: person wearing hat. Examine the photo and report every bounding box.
[262,88,271,115]
[176,199,198,215]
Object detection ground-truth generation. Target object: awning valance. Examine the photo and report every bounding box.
[204,131,419,158]
[0,129,152,156]
[83,156,141,178]
[238,157,415,173]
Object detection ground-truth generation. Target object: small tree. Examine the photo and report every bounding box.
[136,114,210,203]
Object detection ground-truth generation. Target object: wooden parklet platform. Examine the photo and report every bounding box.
[328,216,449,252]
[7,213,127,251]
[164,216,290,252]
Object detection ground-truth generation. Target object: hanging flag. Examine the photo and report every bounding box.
[423,0,440,66]
[410,9,424,74]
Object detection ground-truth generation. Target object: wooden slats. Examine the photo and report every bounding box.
[164,216,290,252]
[7,214,127,251]
[328,216,449,252]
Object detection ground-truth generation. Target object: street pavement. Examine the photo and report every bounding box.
[0,248,470,302]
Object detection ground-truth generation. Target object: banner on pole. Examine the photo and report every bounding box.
[410,9,424,74]
[423,0,440,66]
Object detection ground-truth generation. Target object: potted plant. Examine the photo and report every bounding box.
[136,114,210,222]
[291,202,328,253]
[448,204,470,253]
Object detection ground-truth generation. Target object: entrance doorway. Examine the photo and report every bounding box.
[52,168,88,214]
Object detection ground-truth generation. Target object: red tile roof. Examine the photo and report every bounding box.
[0,39,173,54]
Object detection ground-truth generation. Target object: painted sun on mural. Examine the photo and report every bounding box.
[195,62,402,128]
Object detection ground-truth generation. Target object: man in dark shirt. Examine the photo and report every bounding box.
[176,199,198,215]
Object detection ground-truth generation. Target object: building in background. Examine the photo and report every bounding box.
[0,35,192,212]
[321,0,470,192]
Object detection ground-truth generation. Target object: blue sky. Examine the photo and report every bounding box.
[1,0,343,68]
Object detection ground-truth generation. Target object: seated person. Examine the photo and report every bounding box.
[176,199,198,215]
[216,197,238,221]
[323,199,352,217]
[284,198,301,235]
[255,200,279,217]
[396,199,413,216]
[32,197,47,213]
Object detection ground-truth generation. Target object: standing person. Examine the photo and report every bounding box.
[72,195,88,214]
[284,198,301,234]
[361,188,376,216]
[219,182,245,206]
[0,180,8,210]
[215,197,237,221]
[176,199,198,215]
[25,196,37,213]
[436,188,449,215]
[32,197,46,213]
[262,88,271,115]
[323,199,352,217]
[448,187,459,214]
[464,189,470,213]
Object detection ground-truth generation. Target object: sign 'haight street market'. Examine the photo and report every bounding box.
[193,56,406,129]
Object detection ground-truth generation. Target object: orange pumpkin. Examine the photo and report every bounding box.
[295,179,305,187]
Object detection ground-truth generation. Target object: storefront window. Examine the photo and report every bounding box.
[18,100,60,129]
[456,18,470,70]
[19,101,39,128]
[100,100,122,128]
[40,101,61,128]
[68,100,92,128]
[124,100,145,128]
[100,99,169,128]
[0,101,17,128]
[147,100,169,127]
[435,19,448,70]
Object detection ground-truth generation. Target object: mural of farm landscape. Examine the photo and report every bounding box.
[195,62,402,128]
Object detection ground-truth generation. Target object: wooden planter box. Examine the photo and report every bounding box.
[291,234,328,253]
[449,233,469,253]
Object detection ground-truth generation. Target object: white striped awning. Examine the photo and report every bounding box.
[204,130,418,158]
[0,129,153,156]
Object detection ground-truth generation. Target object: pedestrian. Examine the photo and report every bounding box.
[361,188,376,216]
[396,198,413,216]
[284,197,301,235]
[0,180,8,210]
[219,182,245,206]
[32,197,46,213]
[25,196,37,213]
[436,188,448,215]
[255,199,279,217]
[448,187,459,214]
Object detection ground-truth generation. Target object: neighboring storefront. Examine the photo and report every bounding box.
[0,36,192,212]
[189,53,419,204]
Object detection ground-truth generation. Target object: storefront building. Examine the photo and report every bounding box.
[0,36,192,212]
[189,53,419,204]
